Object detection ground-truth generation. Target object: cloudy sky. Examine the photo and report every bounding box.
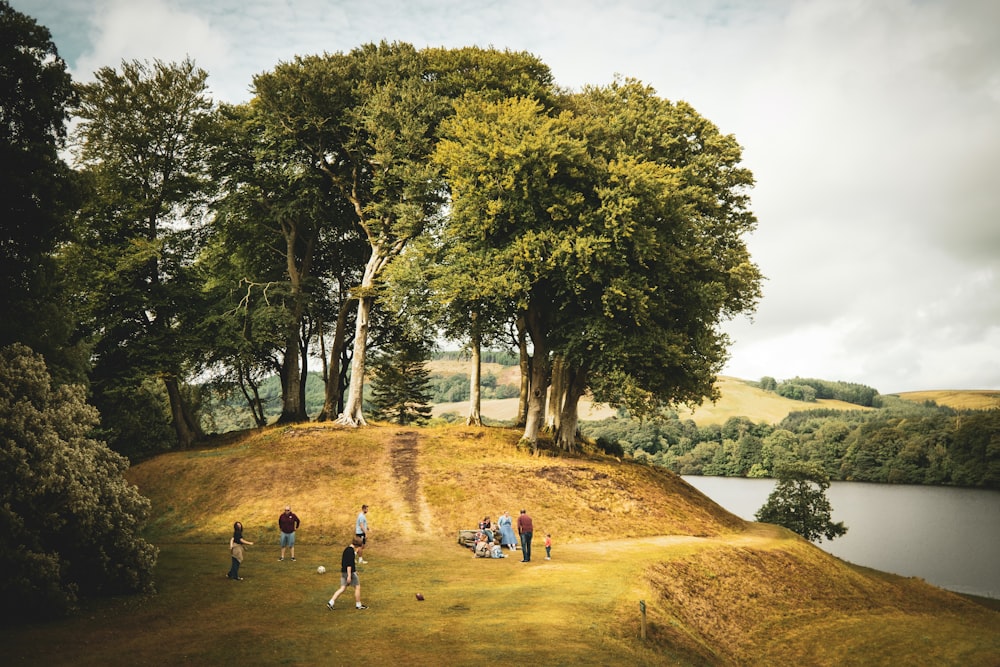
[16,0,1000,393]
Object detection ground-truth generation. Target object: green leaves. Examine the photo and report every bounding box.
[755,462,848,542]
[0,344,157,620]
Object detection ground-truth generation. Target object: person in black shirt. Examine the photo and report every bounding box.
[326,536,367,610]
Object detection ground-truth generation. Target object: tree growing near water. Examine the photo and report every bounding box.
[755,462,847,542]
[434,81,762,451]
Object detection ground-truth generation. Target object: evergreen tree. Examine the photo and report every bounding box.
[755,462,847,542]
[370,337,433,426]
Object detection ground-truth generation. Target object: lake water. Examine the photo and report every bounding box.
[681,475,1000,600]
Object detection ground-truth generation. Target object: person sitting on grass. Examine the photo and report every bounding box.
[474,532,491,558]
[478,515,494,543]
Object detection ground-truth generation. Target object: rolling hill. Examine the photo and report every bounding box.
[6,423,996,665]
[431,373,873,426]
[895,389,1000,411]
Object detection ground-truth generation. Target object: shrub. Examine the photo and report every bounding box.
[0,344,158,621]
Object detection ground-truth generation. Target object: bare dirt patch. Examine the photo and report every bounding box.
[389,430,421,516]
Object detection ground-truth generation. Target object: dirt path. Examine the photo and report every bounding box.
[386,429,434,539]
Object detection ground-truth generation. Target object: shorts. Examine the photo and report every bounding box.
[280,532,295,548]
[356,532,366,546]
[340,572,360,587]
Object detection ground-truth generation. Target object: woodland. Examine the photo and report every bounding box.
[3,3,761,461]
[581,395,1000,490]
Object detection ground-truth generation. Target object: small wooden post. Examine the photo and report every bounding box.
[640,599,647,640]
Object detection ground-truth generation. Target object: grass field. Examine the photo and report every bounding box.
[895,389,1000,411]
[3,423,998,665]
[431,375,871,426]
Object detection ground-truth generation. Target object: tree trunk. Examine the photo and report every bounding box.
[276,218,313,424]
[515,314,529,428]
[238,363,266,427]
[164,375,199,448]
[555,365,588,451]
[521,306,550,454]
[467,326,482,426]
[337,295,372,426]
[298,324,309,414]
[337,240,394,426]
[317,299,353,422]
[547,354,568,433]
[276,332,305,423]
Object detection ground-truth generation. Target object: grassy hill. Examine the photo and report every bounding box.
[4,423,997,665]
[895,389,1000,411]
[431,373,871,426]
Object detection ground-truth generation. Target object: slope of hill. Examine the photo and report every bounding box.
[6,423,995,665]
[895,389,1000,411]
[431,375,869,426]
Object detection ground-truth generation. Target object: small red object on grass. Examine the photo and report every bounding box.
[415,593,424,601]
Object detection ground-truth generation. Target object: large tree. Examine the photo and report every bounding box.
[71,58,217,451]
[434,95,593,450]
[207,102,364,424]
[551,81,761,449]
[434,81,762,451]
[0,1,83,380]
[251,43,554,426]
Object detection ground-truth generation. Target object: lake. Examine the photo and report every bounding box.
[681,475,1000,600]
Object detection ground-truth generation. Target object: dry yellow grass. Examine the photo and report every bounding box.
[896,389,1000,411]
[6,423,998,665]
[432,375,869,425]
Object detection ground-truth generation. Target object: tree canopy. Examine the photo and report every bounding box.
[10,6,763,458]
[433,80,762,450]
[0,0,82,380]
[755,462,847,542]
[71,57,218,453]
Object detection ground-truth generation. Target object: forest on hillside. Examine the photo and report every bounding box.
[581,397,1000,490]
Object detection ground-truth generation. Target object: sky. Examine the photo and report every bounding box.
[15,0,1000,394]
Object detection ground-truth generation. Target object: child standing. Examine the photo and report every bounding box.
[544,533,552,560]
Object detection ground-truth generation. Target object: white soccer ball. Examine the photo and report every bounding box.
[317,565,326,574]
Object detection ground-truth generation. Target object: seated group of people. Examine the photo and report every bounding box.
[471,514,517,559]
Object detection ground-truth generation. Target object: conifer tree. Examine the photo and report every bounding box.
[370,337,433,426]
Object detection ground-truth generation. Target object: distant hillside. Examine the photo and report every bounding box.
[430,372,869,426]
[206,362,997,433]
[895,389,1000,411]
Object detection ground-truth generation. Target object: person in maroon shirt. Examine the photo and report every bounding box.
[278,506,300,561]
[516,508,534,562]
